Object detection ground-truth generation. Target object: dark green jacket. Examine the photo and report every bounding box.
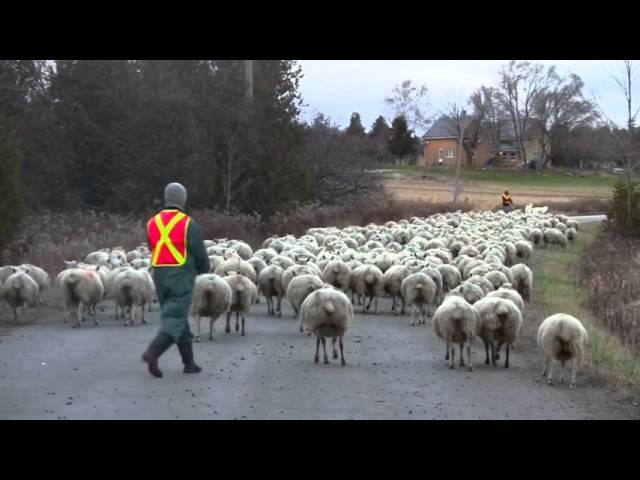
[148,208,209,341]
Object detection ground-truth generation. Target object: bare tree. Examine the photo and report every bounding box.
[384,80,431,134]
[470,86,504,162]
[445,104,466,202]
[496,61,557,167]
[533,73,596,169]
[597,61,640,227]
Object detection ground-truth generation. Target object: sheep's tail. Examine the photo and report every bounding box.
[556,319,585,359]
[415,283,424,290]
[323,301,335,315]
[365,273,374,284]
[204,288,214,304]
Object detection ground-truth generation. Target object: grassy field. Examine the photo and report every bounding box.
[387,165,619,193]
[529,222,640,393]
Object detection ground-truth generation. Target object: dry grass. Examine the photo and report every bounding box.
[530,222,640,392]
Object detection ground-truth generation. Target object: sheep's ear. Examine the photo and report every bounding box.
[95,265,101,272]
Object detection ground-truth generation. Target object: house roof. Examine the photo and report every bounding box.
[424,115,540,141]
[424,115,471,139]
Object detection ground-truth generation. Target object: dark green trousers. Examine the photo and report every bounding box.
[152,269,195,343]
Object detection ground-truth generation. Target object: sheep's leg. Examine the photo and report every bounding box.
[410,305,416,326]
[140,303,146,324]
[504,344,510,369]
[321,337,329,364]
[314,336,320,364]
[235,311,239,332]
[266,295,273,315]
[209,316,216,341]
[339,336,345,366]
[444,343,450,361]
[569,358,577,389]
[449,344,455,369]
[241,314,245,336]
[400,296,405,315]
[542,357,550,376]
[276,295,282,317]
[560,361,566,383]
[484,340,490,365]
[12,307,18,322]
[195,315,201,342]
[332,337,339,359]
[459,343,465,366]
[466,342,473,372]
[374,297,378,314]
[365,295,374,312]
[391,295,397,314]
[74,303,83,328]
[547,360,555,385]
[225,311,231,334]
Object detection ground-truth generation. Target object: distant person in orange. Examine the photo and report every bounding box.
[502,190,513,213]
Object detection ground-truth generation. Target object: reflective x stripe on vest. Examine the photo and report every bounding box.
[151,211,189,266]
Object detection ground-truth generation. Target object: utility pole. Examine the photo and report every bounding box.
[244,60,253,102]
[453,109,466,202]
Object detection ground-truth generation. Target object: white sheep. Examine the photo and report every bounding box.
[57,267,104,327]
[432,295,479,371]
[383,264,409,315]
[538,313,588,389]
[486,284,525,314]
[437,264,462,294]
[566,228,578,241]
[448,283,484,305]
[223,273,258,336]
[17,264,50,296]
[474,297,523,368]
[300,287,353,366]
[191,274,233,341]
[282,264,320,294]
[112,268,150,326]
[321,260,351,293]
[510,264,533,301]
[257,264,285,316]
[514,240,533,264]
[350,264,385,314]
[466,275,495,296]
[543,228,567,248]
[215,257,257,284]
[401,273,437,326]
[0,265,18,284]
[2,271,39,321]
[483,270,510,291]
[287,274,326,331]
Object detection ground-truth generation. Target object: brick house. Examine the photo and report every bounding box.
[423,115,542,168]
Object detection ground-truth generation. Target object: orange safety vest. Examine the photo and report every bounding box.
[147,209,191,267]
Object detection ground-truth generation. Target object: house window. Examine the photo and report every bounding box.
[438,148,456,161]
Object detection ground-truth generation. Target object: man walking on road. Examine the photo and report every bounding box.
[142,182,210,378]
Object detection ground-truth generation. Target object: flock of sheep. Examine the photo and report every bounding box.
[0,206,588,388]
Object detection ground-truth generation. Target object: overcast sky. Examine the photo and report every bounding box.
[297,60,635,135]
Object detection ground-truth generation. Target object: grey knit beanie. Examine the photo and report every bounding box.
[164,182,187,209]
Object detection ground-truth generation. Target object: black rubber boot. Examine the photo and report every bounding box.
[177,342,202,374]
[141,333,174,378]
